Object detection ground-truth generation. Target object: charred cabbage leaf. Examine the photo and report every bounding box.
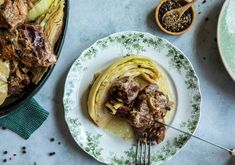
[36,0,65,47]
[32,0,65,84]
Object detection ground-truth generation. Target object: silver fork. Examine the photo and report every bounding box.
[135,138,151,165]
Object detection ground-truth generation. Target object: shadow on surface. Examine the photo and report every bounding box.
[195,1,235,98]
[227,156,235,165]
[146,8,159,33]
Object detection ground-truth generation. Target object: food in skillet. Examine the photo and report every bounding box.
[0,0,65,105]
[88,56,173,144]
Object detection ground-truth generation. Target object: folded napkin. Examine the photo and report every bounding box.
[0,98,49,139]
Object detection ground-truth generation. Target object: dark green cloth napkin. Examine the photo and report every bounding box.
[0,98,49,139]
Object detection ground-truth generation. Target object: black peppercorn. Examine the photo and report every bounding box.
[49,152,56,156]
[50,138,55,142]
[3,159,7,163]
[22,151,27,154]
[3,151,7,155]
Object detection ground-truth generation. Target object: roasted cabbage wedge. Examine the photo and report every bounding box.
[0,59,10,105]
[28,0,54,21]
[88,56,160,128]
[37,0,65,47]
[32,0,65,84]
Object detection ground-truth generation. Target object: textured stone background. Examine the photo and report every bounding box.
[1,0,235,164]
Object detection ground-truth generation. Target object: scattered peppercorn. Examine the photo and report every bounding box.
[214,38,217,42]
[3,151,8,155]
[205,17,209,22]
[203,57,206,60]
[9,158,12,160]
[3,159,7,163]
[202,0,206,4]
[22,151,27,154]
[58,142,61,145]
[13,154,16,156]
[50,138,55,142]
[22,147,26,150]
[49,152,56,156]
[2,127,6,130]
[198,12,201,15]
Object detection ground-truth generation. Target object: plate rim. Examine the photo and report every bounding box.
[217,0,235,82]
[63,31,202,164]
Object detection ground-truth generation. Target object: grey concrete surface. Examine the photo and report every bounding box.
[1,0,235,164]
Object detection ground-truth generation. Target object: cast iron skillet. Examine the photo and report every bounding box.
[0,0,69,116]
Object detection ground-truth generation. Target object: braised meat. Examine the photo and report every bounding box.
[108,77,140,104]
[106,77,173,144]
[8,61,30,96]
[131,84,172,144]
[0,0,28,29]
[0,23,57,68]
[0,23,56,96]
[106,77,140,118]
[129,84,158,129]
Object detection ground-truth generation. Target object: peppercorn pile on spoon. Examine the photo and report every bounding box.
[157,121,235,157]
[162,0,197,27]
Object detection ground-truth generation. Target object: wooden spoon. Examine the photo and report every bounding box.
[162,0,197,27]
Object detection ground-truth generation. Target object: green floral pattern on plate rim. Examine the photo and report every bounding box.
[63,31,201,165]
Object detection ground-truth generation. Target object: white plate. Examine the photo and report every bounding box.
[63,31,201,165]
[218,0,235,81]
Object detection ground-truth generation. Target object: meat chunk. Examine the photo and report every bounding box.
[106,77,140,118]
[130,105,154,128]
[0,0,28,28]
[148,123,166,144]
[8,61,30,96]
[108,77,140,104]
[106,77,173,144]
[130,84,172,144]
[0,23,57,68]
[129,84,158,128]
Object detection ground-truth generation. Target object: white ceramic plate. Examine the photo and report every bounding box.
[63,31,201,165]
[218,0,235,81]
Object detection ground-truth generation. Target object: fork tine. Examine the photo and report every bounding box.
[135,139,139,165]
[143,141,147,164]
[139,140,142,165]
[135,138,151,165]
[147,139,151,165]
